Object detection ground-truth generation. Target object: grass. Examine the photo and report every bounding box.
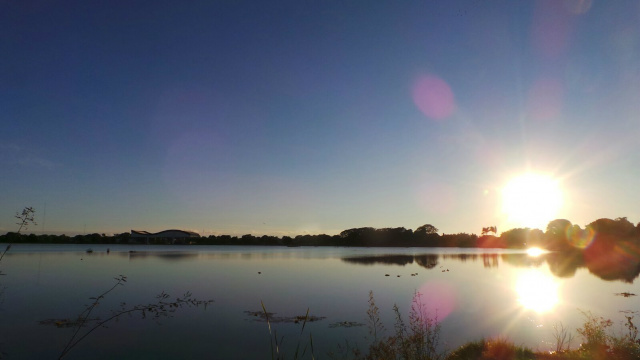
[446,338,536,360]
[261,300,317,360]
[327,291,444,360]
[269,292,640,360]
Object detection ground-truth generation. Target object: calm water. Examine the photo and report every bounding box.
[0,245,638,359]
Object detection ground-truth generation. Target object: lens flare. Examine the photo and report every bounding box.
[412,75,455,120]
[567,226,595,249]
[416,281,456,321]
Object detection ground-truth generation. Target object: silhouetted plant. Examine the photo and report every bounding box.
[260,300,316,360]
[15,206,36,234]
[56,275,213,359]
[366,290,385,342]
[609,311,640,360]
[0,245,9,278]
[1,206,35,273]
[445,338,535,360]
[351,291,444,360]
[576,310,613,355]
[571,309,640,359]
[551,321,574,353]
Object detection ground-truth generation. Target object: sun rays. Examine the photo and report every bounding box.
[501,173,564,230]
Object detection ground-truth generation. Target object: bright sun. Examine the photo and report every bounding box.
[501,173,563,230]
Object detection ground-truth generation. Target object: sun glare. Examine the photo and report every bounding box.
[526,247,545,257]
[515,270,559,313]
[501,173,563,230]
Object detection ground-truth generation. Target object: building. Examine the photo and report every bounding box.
[130,229,200,244]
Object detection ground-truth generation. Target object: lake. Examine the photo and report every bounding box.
[0,244,638,359]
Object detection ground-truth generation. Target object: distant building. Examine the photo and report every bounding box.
[130,229,200,244]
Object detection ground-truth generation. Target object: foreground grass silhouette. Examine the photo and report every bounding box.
[263,291,640,360]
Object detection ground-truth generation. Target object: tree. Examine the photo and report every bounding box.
[544,219,573,250]
[546,219,572,237]
[500,228,536,249]
[588,217,636,238]
[481,226,497,236]
[339,227,376,246]
[414,224,440,246]
[415,224,438,235]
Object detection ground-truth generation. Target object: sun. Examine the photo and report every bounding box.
[501,173,563,230]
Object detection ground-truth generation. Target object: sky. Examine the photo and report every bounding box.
[1,0,640,237]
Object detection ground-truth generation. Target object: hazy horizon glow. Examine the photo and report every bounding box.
[2,1,640,236]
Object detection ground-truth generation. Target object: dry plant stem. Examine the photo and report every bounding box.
[58,275,127,359]
[2,206,36,272]
[15,207,36,234]
[294,308,311,359]
[552,321,573,352]
[0,245,10,264]
[57,276,212,360]
[261,300,277,360]
[366,290,384,342]
[261,300,315,360]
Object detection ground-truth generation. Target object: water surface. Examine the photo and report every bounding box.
[0,245,638,359]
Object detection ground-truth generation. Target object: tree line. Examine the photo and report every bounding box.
[2,217,640,251]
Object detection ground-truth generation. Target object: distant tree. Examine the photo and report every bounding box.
[240,234,257,245]
[339,227,376,246]
[500,228,538,249]
[587,217,636,238]
[481,226,497,236]
[546,219,572,237]
[281,236,293,246]
[373,227,413,246]
[113,232,131,244]
[415,224,438,235]
[544,219,573,250]
[413,224,440,246]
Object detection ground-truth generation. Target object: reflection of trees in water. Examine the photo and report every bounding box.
[442,253,500,268]
[340,249,640,283]
[342,254,440,269]
[545,251,582,278]
[125,251,199,261]
[544,245,640,283]
[414,255,439,269]
[582,235,640,283]
[440,254,499,268]
[483,254,498,268]
[341,254,441,270]
[341,255,414,266]
[501,254,545,268]
[442,254,477,262]
[121,251,297,261]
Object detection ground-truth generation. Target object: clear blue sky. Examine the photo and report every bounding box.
[2,1,639,236]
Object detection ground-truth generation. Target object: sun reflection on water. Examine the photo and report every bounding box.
[515,269,559,313]
[526,247,545,257]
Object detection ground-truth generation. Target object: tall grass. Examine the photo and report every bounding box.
[446,338,535,360]
[344,291,444,360]
[261,300,316,360]
[573,310,640,360]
